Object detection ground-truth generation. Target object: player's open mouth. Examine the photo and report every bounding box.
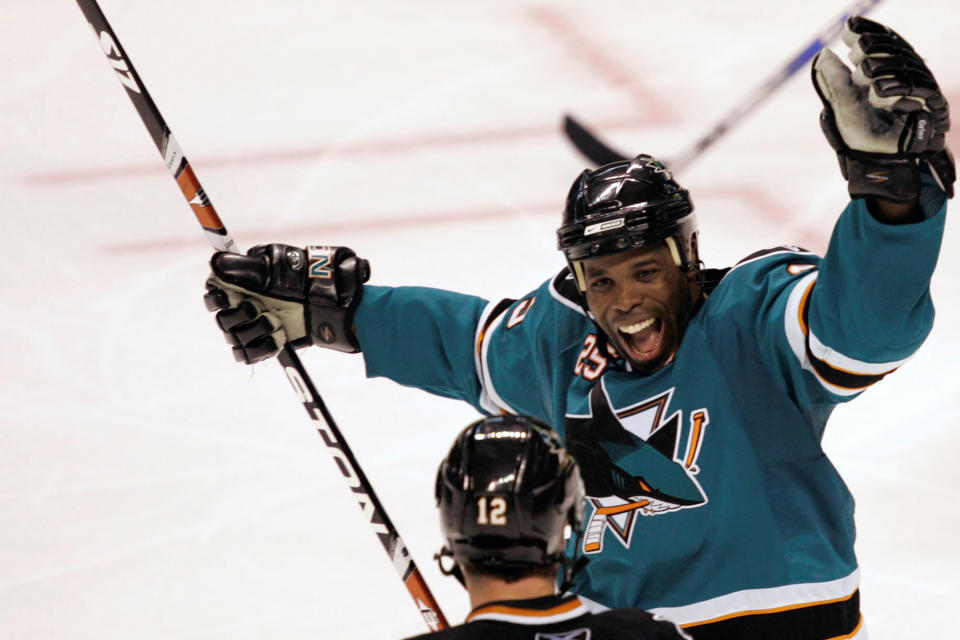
[617,317,664,362]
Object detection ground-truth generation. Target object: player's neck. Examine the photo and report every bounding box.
[465,573,558,610]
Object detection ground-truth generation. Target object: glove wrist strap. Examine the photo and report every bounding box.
[837,152,921,203]
[305,300,362,353]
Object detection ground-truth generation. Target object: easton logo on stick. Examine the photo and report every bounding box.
[283,366,389,536]
[96,31,140,93]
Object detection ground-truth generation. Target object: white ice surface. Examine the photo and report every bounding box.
[1,1,958,638]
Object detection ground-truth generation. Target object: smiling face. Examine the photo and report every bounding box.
[582,243,701,374]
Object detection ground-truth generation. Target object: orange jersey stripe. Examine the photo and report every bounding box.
[467,597,582,622]
[682,590,858,628]
[595,500,650,516]
[797,278,816,337]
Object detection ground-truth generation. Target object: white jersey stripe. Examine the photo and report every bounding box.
[807,330,911,375]
[783,271,910,375]
[468,601,590,625]
[473,300,504,414]
[577,568,860,627]
[782,272,901,397]
[476,302,517,415]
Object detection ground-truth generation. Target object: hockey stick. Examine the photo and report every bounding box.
[74,1,448,632]
[563,0,885,170]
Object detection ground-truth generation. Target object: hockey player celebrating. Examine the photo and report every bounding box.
[406,414,688,639]
[203,17,952,638]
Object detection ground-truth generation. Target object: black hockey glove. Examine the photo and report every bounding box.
[203,244,370,364]
[812,16,955,202]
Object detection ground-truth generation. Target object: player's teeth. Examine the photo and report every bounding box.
[620,318,655,334]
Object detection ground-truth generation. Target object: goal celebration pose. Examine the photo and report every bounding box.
[204,18,952,637]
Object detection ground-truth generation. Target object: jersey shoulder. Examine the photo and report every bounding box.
[706,245,821,304]
[545,266,590,317]
[482,267,590,335]
[728,245,820,278]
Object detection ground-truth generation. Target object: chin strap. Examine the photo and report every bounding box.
[435,544,590,595]
[559,556,590,594]
[434,547,467,588]
[558,525,591,594]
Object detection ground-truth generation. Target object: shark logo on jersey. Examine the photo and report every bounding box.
[565,386,709,554]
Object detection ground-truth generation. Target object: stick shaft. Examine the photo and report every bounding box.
[75,1,447,630]
[669,0,884,172]
[563,0,885,170]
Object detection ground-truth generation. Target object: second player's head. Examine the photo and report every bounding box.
[557,155,702,374]
[435,415,585,585]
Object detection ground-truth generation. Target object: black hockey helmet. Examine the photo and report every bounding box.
[557,154,699,290]
[435,415,585,574]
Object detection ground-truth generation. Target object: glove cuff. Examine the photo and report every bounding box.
[836,151,922,203]
[305,302,362,353]
[303,247,370,353]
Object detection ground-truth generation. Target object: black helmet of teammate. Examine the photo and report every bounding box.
[435,415,585,573]
[557,154,699,290]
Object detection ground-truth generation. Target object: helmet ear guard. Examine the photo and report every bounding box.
[664,236,683,269]
[571,260,588,291]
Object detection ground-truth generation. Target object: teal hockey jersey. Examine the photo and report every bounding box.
[353,190,946,636]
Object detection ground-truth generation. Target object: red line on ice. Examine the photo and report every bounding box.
[98,187,801,255]
[525,7,675,123]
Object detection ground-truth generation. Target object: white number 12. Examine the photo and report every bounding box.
[477,496,507,525]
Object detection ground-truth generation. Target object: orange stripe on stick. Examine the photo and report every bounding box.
[175,162,225,231]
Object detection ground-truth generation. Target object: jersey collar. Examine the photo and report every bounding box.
[467,594,589,625]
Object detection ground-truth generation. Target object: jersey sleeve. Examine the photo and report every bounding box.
[708,179,947,414]
[785,181,946,402]
[353,272,592,424]
[353,285,489,411]
[474,271,593,424]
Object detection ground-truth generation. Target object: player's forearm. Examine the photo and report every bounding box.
[866,198,922,224]
[867,172,950,224]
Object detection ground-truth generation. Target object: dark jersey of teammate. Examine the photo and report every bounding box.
[403,594,690,640]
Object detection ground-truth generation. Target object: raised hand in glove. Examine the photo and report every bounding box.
[203,244,370,364]
[812,16,954,203]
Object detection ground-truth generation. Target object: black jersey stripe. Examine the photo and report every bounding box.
[735,245,812,266]
[807,351,892,390]
[683,589,860,639]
